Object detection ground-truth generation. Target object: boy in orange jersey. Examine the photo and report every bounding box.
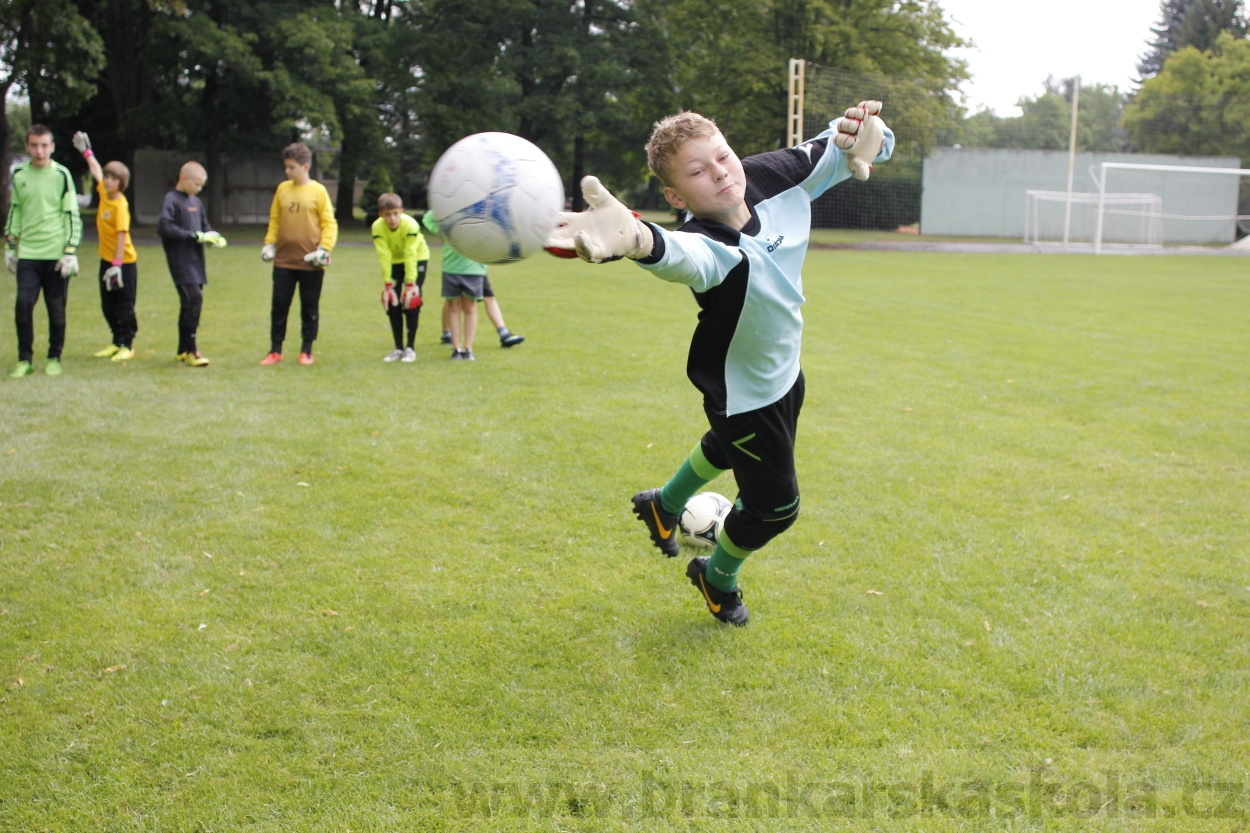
[72,131,139,362]
[258,142,337,366]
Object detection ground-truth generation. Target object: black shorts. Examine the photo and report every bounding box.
[700,371,805,551]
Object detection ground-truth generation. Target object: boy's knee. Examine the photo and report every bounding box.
[722,494,799,551]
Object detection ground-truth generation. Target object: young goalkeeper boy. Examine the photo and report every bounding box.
[547,103,893,626]
[259,143,337,366]
[156,161,226,367]
[72,132,139,362]
[371,192,429,362]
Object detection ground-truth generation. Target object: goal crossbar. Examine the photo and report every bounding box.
[1094,161,1250,254]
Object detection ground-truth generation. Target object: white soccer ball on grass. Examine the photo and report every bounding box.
[680,492,733,548]
[427,132,564,264]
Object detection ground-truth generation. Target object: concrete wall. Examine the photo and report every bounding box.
[920,148,1243,243]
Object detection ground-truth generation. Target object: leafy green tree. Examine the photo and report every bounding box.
[645,0,967,159]
[0,0,104,227]
[946,78,1128,152]
[1123,32,1250,163]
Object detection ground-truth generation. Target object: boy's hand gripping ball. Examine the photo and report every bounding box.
[834,100,886,181]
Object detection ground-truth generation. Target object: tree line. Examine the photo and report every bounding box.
[0,0,966,228]
[1,0,1247,231]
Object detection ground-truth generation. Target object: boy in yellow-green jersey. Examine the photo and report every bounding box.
[258,142,337,366]
[5,124,82,378]
[371,193,429,363]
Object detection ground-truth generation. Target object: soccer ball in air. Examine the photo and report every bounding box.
[427,132,565,264]
[680,492,733,548]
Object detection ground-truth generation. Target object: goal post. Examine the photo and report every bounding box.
[1094,161,1250,254]
[1026,190,1162,249]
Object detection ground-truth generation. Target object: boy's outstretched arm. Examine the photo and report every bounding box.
[72,132,104,182]
[545,177,653,263]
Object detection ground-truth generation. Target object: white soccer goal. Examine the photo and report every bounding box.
[1093,162,1250,254]
[1026,190,1163,250]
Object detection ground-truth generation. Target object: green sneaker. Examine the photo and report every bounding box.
[9,361,34,378]
[44,358,62,376]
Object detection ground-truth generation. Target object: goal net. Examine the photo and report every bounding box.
[1093,161,1250,252]
[1025,190,1163,249]
[793,61,953,230]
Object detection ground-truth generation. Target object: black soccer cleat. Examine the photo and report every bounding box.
[632,488,681,557]
[500,332,525,347]
[686,556,749,626]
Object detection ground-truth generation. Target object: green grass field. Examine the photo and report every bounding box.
[2,241,1248,831]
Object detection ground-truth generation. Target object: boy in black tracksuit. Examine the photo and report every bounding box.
[157,161,226,366]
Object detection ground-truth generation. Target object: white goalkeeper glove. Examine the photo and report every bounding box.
[4,244,15,274]
[196,230,227,248]
[545,176,654,263]
[56,254,79,278]
[833,100,886,181]
[401,282,422,310]
[381,281,399,310]
[72,131,92,157]
[304,246,331,268]
[103,263,124,290]
[260,243,275,262]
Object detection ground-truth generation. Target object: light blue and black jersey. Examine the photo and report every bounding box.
[636,119,894,417]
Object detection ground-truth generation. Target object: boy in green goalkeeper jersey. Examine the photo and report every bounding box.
[371,193,429,363]
[421,210,486,360]
[5,124,83,378]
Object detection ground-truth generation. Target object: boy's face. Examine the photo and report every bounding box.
[284,159,312,183]
[25,133,54,168]
[662,132,749,227]
[380,206,404,230]
[103,174,122,195]
[178,172,206,196]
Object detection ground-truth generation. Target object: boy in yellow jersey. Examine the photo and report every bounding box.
[259,142,337,366]
[72,132,139,361]
[370,193,429,362]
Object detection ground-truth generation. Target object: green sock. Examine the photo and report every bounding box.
[705,531,752,591]
[658,442,728,515]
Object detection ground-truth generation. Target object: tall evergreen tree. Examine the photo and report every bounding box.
[1137,0,1247,79]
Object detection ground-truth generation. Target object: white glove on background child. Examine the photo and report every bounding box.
[834,100,886,181]
[103,264,124,290]
[304,247,332,268]
[260,243,275,262]
[545,176,653,263]
[56,254,79,278]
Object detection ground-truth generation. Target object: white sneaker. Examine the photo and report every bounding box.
[401,347,416,363]
[383,349,404,363]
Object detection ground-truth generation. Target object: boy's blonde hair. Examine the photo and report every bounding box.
[282,142,313,166]
[645,112,720,186]
[179,161,206,182]
[377,192,403,211]
[103,160,131,192]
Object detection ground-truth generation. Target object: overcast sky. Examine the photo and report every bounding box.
[939,0,1164,115]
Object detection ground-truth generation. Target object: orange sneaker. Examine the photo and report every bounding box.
[298,352,314,365]
[259,352,283,366]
